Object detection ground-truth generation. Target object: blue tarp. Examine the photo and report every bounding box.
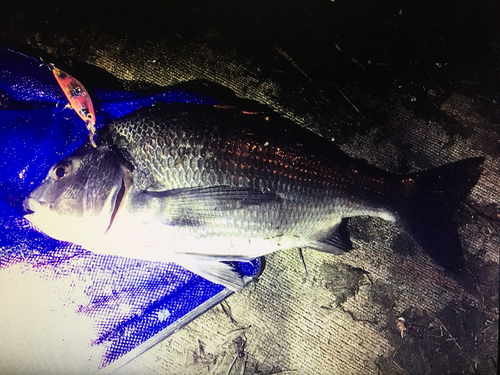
[0,47,260,372]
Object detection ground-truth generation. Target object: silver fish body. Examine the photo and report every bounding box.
[24,103,484,290]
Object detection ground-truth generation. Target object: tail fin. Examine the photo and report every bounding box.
[395,157,485,276]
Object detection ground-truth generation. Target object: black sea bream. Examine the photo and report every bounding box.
[23,103,484,290]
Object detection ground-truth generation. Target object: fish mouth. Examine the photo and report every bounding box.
[23,197,50,216]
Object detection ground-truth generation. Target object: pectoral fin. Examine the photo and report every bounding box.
[145,185,281,207]
[140,186,281,226]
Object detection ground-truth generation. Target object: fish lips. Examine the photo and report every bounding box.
[22,180,56,219]
[23,197,48,215]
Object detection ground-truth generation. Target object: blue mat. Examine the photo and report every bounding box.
[0,47,261,372]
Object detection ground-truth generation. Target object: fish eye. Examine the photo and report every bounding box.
[55,167,65,178]
[52,163,71,180]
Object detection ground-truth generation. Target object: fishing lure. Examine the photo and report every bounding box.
[50,65,97,147]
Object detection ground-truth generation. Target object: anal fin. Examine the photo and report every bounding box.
[308,218,352,254]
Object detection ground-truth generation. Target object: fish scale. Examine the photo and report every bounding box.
[105,108,381,255]
[121,107,385,210]
[104,105,394,250]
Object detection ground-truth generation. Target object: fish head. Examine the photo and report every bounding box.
[23,145,131,248]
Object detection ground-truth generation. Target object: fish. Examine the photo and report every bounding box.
[23,102,485,291]
[50,65,97,147]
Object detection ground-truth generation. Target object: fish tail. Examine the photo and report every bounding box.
[395,157,485,276]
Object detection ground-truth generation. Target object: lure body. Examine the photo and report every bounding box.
[51,66,97,147]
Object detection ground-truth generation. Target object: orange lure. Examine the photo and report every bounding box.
[51,65,97,147]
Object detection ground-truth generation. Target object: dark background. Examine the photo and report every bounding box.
[2,0,499,148]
